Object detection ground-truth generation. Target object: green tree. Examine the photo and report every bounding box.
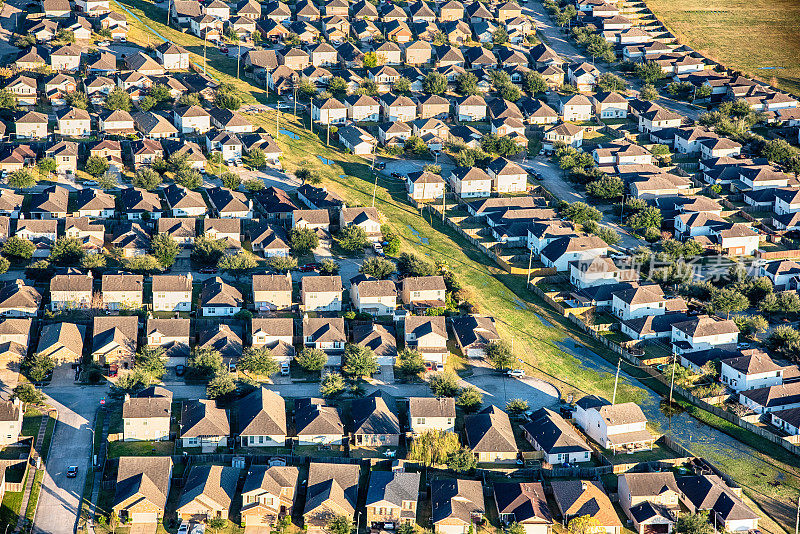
[187,348,224,381]
[709,287,749,318]
[338,225,369,253]
[343,343,378,377]
[327,515,352,534]
[207,370,237,399]
[2,235,34,260]
[629,206,662,230]
[12,384,44,404]
[0,89,17,110]
[486,340,514,370]
[65,91,89,110]
[328,76,348,96]
[174,168,203,189]
[125,254,164,273]
[639,84,659,101]
[295,167,322,185]
[7,168,37,189]
[49,237,84,266]
[446,446,477,472]
[132,167,162,190]
[397,252,435,277]
[362,51,378,68]
[359,257,395,279]
[404,135,429,155]
[178,93,201,107]
[37,157,57,178]
[567,516,599,534]
[634,61,666,84]
[492,26,509,45]
[393,76,411,95]
[297,77,317,99]
[105,87,132,111]
[191,234,228,265]
[506,398,530,414]
[358,79,379,96]
[149,83,172,102]
[320,372,346,397]
[423,72,448,95]
[767,325,800,356]
[596,227,621,246]
[674,512,714,534]
[481,134,520,156]
[239,346,279,376]
[522,71,547,95]
[297,347,327,371]
[456,385,483,413]
[221,171,242,190]
[245,179,265,192]
[138,96,157,111]
[561,202,602,224]
[506,524,525,534]
[0,257,10,274]
[318,258,339,276]
[214,83,242,110]
[733,314,769,339]
[409,430,463,466]
[430,371,459,397]
[56,28,75,43]
[498,83,522,102]
[268,256,298,273]
[290,227,319,255]
[455,72,479,96]
[383,226,400,256]
[135,346,167,381]
[761,139,797,164]
[218,250,259,276]
[586,175,623,199]
[25,352,55,383]
[151,233,179,268]
[595,72,626,92]
[395,348,425,375]
[244,148,267,169]
[85,155,110,177]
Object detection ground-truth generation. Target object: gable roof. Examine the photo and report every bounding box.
[178,465,239,513]
[465,405,517,453]
[181,399,230,438]
[238,387,287,436]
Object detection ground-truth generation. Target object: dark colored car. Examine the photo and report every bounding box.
[199,267,218,274]
[108,365,118,378]
[299,263,319,272]
[375,161,386,170]
[390,172,402,179]
[175,364,186,377]
[66,465,78,478]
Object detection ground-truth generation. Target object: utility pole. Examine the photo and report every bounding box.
[326,123,330,146]
[203,29,207,75]
[276,107,280,137]
[795,494,799,534]
[441,183,446,221]
[525,245,534,287]
[265,67,270,97]
[167,0,171,26]
[293,82,297,116]
[310,96,314,134]
[611,357,620,405]
[236,42,241,80]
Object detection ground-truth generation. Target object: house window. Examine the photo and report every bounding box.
[259,436,264,444]
[416,418,425,425]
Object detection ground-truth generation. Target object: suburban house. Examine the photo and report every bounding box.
[404,315,448,365]
[0,280,41,317]
[36,322,84,365]
[617,472,679,534]
[465,405,518,463]
[449,167,492,199]
[352,323,397,366]
[350,275,397,316]
[550,481,621,534]
[112,456,173,526]
[351,391,401,447]
[449,316,500,358]
[493,483,553,534]
[92,316,139,370]
[524,408,592,465]
[407,171,445,202]
[253,274,292,311]
[303,317,346,359]
[303,462,360,534]
[50,273,93,310]
[340,207,382,240]
[176,465,239,522]
[180,399,230,451]
[365,471,421,528]
[0,398,22,445]
[675,475,759,532]
[720,351,784,392]
[152,274,193,312]
[294,398,345,446]
[101,274,143,311]
[251,318,295,365]
[122,387,172,442]
[301,276,343,312]
[739,381,800,414]
[200,277,243,316]
[146,318,190,366]
[431,478,485,534]
[671,315,739,356]
[240,465,299,528]
[238,387,287,447]
[408,397,456,435]
[573,395,655,453]
[401,276,446,309]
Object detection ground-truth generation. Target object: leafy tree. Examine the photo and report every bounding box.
[191,234,228,265]
[561,202,602,224]
[522,71,547,95]
[767,325,800,357]
[430,371,459,397]
[295,167,322,185]
[14,34,35,48]
[396,348,425,375]
[138,96,157,111]
[733,314,768,339]
[409,430,467,466]
[149,83,172,102]
[297,347,327,371]
[244,148,267,169]
[596,227,621,246]
[12,384,44,404]
[567,516,599,534]
[25,352,54,382]
[214,83,242,110]
[268,256,298,273]
[328,76,348,96]
[244,179,265,192]
[320,372,346,397]
[125,254,164,273]
[493,26,509,45]
[7,168,37,189]
[595,72,626,92]
[634,61,666,84]
[486,340,514,370]
[174,168,203,189]
[393,76,411,95]
[135,346,167,380]
[65,91,89,110]
[178,93,201,107]
[207,370,236,399]
[218,250,259,276]
[221,171,242,190]
[56,28,75,43]
[37,157,57,178]
[85,155,110,177]
[239,346,279,376]
[296,77,317,98]
[290,227,319,255]
[506,524,525,534]
[0,257,10,274]
[327,515,352,534]
[639,84,659,101]
[362,51,378,68]
[423,72,448,95]
[50,237,84,266]
[481,134,521,157]
[357,79,379,97]
[446,446,477,472]
[708,288,749,318]
[629,206,662,230]
[455,72,479,96]
[132,167,162,190]
[2,235,34,260]
[338,225,369,253]
[151,233,179,268]
[761,139,797,164]
[382,225,400,256]
[360,257,395,279]
[397,252,435,277]
[0,89,17,110]
[674,512,714,534]
[187,348,224,380]
[404,135,429,155]
[506,398,530,414]
[778,290,800,313]
[314,259,337,276]
[456,385,483,413]
[343,343,378,377]
[498,83,522,102]
[585,35,614,62]
[586,175,623,199]
[105,87,132,111]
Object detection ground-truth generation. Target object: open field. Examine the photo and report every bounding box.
[644,0,800,95]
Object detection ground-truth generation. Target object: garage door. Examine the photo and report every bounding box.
[131,512,158,524]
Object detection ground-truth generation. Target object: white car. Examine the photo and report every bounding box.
[506,369,525,378]
[97,40,110,46]
[280,362,290,376]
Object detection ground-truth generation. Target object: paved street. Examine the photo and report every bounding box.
[524,0,706,121]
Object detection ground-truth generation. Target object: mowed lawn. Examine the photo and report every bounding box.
[645,0,800,95]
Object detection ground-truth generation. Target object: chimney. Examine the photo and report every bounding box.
[581,481,588,491]
[124,393,130,402]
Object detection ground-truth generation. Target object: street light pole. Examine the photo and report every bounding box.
[236,42,241,79]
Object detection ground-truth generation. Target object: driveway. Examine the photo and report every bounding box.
[0,355,20,400]
[461,367,560,409]
[235,168,301,191]
[381,158,455,179]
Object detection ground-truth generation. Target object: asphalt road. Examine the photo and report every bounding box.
[524,0,706,122]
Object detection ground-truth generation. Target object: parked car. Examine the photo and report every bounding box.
[108,365,118,378]
[390,172,402,179]
[506,369,525,378]
[97,40,110,46]
[372,243,384,256]
[175,364,186,376]
[375,161,386,170]
[198,267,218,274]
[66,465,78,478]
[220,45,229,53]
[299,263,320,272]
[280,362,290,376]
